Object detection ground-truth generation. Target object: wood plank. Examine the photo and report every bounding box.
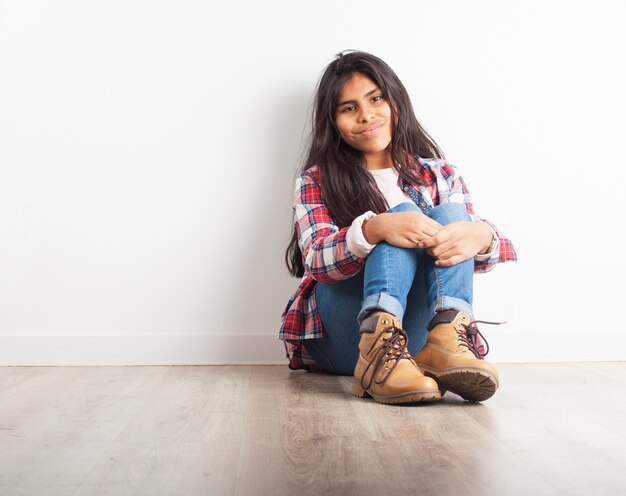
[0,366,169,495]
[0,363,625,495]
[74,365,251,496]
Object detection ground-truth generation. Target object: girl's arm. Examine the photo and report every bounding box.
[437,161,517,273]
[418,220,495,267]
[293,168,365,283]
[362,211,442,246]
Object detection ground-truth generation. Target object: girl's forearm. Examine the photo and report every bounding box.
[362,214,387,245]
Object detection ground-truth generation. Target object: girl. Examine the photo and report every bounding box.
[279,51,516,405]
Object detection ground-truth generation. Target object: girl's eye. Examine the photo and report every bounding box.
[342,106,356,113]
[372,95,383,102]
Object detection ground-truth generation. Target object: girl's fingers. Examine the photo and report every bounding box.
[434,248,459,266]
[418,236,436,249]
[422,217,443,236]
[435,247,472,267]
[435,255,464,267]
[418,232,447,248]
[425,218,443,230]
[428,240,455,257]
[421,225,441,238]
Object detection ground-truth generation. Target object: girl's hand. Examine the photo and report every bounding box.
[363,211,442,248]
[418,221,493,267]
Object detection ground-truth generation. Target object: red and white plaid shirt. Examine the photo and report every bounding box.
[278,156,517,371]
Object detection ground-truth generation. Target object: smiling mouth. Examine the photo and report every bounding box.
[358,124,383,136]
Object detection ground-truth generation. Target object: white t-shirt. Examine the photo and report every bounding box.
[346,167,410,258]
[367,167,413,209]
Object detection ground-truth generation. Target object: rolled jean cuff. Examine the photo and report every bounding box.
[357,293,405,326]
[428,296,474,326]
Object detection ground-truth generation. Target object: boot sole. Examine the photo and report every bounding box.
[417,365,499,403]
[350,379,441,405]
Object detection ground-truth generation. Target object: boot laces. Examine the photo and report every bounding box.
[458,319,505,359]
[360,325,413,390]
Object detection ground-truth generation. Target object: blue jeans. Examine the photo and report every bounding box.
[305,202,474,375]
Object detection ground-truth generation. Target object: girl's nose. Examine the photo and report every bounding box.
[358,106,375,122]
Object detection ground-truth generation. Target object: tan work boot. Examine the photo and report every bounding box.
[352,312,441,404]
[414,310,500,402]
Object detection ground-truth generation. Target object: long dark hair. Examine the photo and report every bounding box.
[285,50,445,277]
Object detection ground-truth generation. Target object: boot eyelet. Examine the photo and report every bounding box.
[382,319,389,325]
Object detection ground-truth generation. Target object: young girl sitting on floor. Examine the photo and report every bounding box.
[279,50,517,404]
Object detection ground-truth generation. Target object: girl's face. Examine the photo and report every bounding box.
[335,72,393,169]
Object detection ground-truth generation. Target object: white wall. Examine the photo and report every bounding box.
[1,0,624,365]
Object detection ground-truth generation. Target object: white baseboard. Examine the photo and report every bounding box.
[0,334,288,366]
[0,331,624,366]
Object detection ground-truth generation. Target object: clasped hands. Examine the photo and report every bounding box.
[362,210,493,267]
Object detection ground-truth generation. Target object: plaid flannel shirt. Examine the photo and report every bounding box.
[278,156,517,371]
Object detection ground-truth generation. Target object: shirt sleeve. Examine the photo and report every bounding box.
[346,211,377,258]
[472,217,518,273]
[293,169,366,283]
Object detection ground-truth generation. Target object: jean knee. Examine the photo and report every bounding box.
[428,202,471,224]
[386,201,420,214]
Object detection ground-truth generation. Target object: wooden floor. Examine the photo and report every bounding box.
[1,363,625,496]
